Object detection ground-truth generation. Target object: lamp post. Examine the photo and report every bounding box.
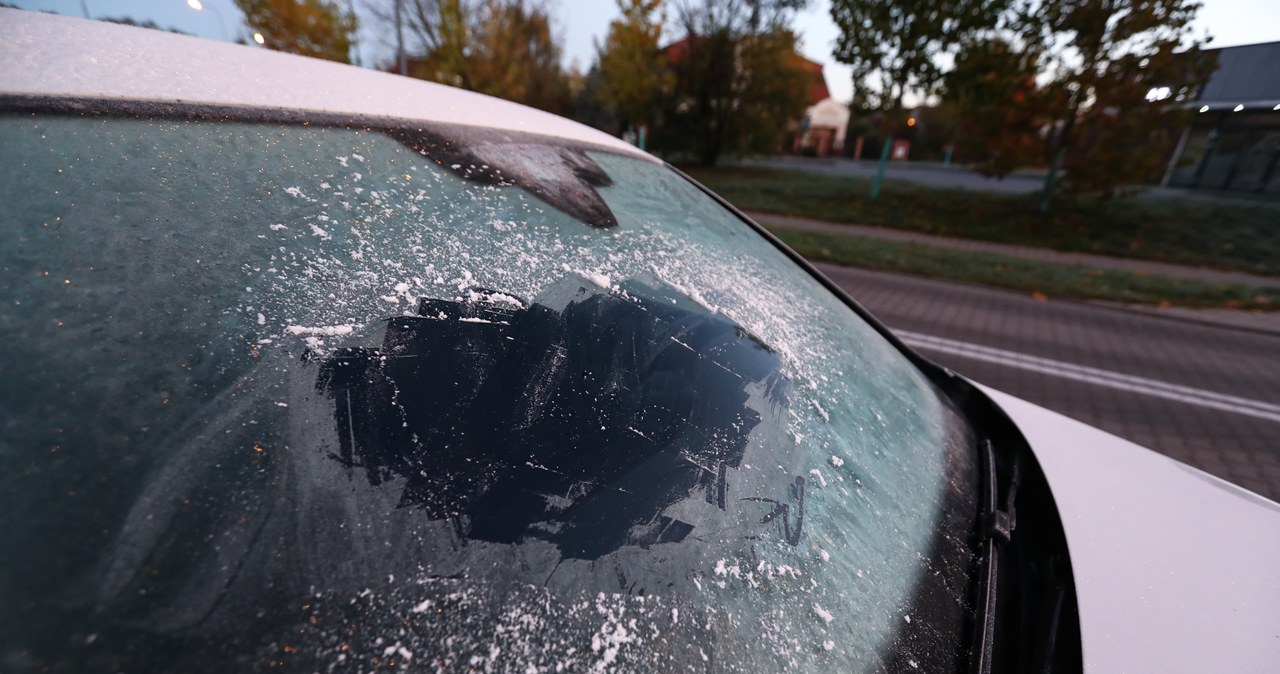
[394,0,407,75]
[347,0,361,66]
[186,0,230,41]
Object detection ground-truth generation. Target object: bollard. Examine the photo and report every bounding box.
[871,138,892,200]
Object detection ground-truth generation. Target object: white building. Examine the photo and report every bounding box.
[796,98,850,156]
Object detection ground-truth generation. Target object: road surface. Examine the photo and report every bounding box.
[816,263,1280,502]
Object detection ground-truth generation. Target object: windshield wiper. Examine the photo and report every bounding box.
[969,438,1021,674]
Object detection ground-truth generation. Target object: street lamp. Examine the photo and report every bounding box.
[253,32,265,45]
[186,0,229,41]
[395,0,407,75]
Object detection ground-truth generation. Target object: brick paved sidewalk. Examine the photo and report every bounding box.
[817,263,1280,501]
[748,211,1280,334]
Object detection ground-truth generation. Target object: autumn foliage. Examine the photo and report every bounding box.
[234,0,356,63]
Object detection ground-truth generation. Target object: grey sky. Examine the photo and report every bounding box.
[8,0,1278,103]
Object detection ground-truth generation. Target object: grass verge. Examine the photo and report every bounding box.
[771,226,1280,310]
[684,164,1280,276]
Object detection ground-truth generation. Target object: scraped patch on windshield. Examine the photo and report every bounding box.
[314,273,791,560]
[1,115,974,674]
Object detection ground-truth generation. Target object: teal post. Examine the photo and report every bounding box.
[943,143,954,167]
[638,125,646,151]
[871,139,893,200]
[1038,146,1065,214]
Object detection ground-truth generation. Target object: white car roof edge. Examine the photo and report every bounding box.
[0,8,654,161]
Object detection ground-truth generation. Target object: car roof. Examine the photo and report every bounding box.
[0,8,650,159]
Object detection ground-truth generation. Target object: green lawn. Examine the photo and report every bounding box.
[770,226,1280,310]
[683,165,1280,276]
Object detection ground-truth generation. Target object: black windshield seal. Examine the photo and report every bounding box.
[0,95,646,229]
[0,95,639,159]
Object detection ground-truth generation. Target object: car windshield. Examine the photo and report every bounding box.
[0,110,977,673]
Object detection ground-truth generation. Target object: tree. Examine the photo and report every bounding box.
[100,17,191,35]
[1014,0,1214,204]
[740,0,811,32]
[571,63,618,131]
[656,26,735,164]
[468,0,572,114]
[365,0,472,84]
[597,0,669,131]
[368,0,572,115]
[404,0,472,85]
[234,0,356,63]
[942,37,1047,177]
[736,29,811,155]
[830,0,1009,112]
[653,0,809,165]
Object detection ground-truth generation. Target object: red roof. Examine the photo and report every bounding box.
[791,54,831,105]
[664,37,832,106]
[663,36,696,63]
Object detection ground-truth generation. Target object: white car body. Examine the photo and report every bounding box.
[3,9,1278,672]
[980,387,1280,672]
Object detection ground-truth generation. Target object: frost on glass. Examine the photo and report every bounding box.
[0,116,973,673]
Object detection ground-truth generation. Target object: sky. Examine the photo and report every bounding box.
[9,0,1280,103]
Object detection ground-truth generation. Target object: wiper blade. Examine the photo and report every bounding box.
[969,438,1021,674]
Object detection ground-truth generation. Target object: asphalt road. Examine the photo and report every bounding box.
[815,263,1280,502]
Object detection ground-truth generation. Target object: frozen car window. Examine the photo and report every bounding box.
[0,113,977,673]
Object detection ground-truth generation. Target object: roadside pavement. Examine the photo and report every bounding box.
[747,210,1280,334]
[748,156,1280,205]
[816,263,1280,502]
[747,156,1045,195]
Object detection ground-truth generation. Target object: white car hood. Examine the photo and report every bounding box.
[0,9,650,160]
[981,386,1280,672]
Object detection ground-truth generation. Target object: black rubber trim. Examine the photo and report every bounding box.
[0,94,646,160]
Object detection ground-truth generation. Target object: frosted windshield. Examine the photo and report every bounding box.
[0,115,977,672]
